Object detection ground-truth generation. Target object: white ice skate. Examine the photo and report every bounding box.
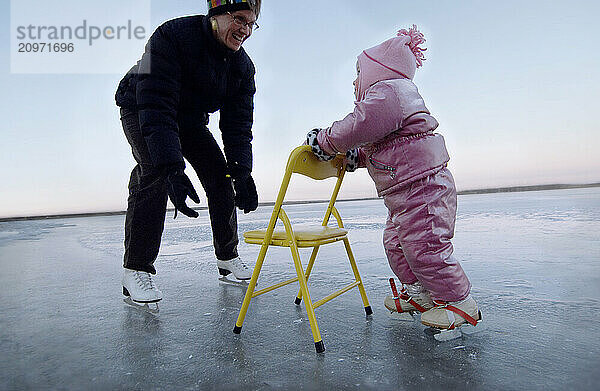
[385,278,434,321]
[217,257,252,281]
[420,295,482,341]
[122,269,162,314]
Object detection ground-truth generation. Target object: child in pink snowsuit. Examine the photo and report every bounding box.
[306,26,479,329]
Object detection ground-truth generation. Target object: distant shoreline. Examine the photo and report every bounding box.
[1,182,599,222]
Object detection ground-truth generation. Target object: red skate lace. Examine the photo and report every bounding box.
[388,278,429,313]
[431,299,480,328]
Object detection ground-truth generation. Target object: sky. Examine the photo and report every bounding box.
[1,0,599,218]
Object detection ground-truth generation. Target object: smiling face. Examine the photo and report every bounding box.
[212,10,256,51]
[353,61,360,100]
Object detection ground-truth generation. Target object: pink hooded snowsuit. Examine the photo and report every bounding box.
[316,27,471,302]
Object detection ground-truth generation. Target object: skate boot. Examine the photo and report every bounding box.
[421,295,482,341]
[217,256,252,280]
[385,279,435,314]
[122,269,162,313]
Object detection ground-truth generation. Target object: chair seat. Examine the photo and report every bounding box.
[244,226,348,247]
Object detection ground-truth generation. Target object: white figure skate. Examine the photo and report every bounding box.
[217,256,252,281]
[122,269,162,314]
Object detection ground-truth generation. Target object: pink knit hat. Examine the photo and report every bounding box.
[356,25,427,100]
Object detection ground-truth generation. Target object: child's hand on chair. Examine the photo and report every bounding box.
[305,129,335,161]
[344,149,359,172]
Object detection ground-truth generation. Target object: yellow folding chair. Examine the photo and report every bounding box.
[233,145,372,353]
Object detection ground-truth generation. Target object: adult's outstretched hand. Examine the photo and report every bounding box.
[166,168,200,219]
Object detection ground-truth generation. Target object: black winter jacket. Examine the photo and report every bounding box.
[115,15,256,174]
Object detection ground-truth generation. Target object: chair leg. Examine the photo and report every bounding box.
[290,244,324,353]
[234,244,269,334]
[342,238,372,315]
[294,246,320,305]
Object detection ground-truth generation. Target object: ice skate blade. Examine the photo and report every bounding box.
[431,328,463,342]
[218,276,250,287]
[123,297,160,314]
[424,323,483,341]
[218,268,251,281]
[387,311,417,322]
[457,323,484,335]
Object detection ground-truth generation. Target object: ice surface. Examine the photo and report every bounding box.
[387,311,417,322]
[1,187,599,390]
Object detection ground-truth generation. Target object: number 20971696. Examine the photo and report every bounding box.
[18,42,75,53]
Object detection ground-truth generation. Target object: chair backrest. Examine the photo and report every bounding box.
[267,145,346,228]
[288,145,345,180]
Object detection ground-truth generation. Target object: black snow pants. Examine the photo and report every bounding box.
[120,108,239,274]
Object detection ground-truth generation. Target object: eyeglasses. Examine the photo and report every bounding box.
[226,12,259,31]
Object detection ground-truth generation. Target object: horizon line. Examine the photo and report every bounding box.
[1,182,599,222]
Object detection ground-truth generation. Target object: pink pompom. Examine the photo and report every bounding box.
[397,24,427,68]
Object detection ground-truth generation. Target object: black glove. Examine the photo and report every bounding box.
[306,128,335,161]
[233,175,258,214]
[345,148,360,172]
[166,168,200,219]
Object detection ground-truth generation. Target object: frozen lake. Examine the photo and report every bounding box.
[1,187,599,390]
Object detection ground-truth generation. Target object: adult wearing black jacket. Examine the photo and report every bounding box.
[116,0,261,306]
